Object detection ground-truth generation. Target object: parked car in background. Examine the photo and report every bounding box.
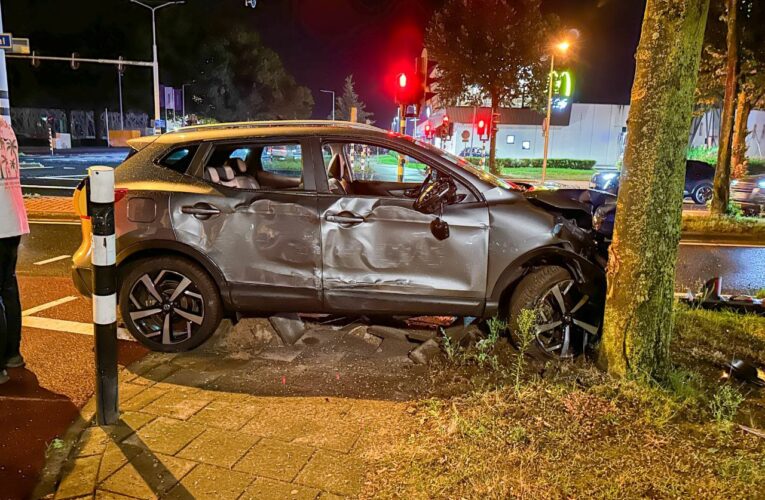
[590,160,715,205]
[459,146,488,158]
[731,174,765,216]
[72,121,616,360]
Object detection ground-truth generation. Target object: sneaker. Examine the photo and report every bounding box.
[0,370,8,385]
[5,355,25,368]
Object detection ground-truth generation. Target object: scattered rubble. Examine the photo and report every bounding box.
[409,339,442,365]
[269,313,307,345]
[368,325,410,342]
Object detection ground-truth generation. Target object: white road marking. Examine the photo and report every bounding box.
[22,296,78,316]
[22,315,134,341]
[28,220,80,226]
[21,184,75,190]
[33,254,71,266]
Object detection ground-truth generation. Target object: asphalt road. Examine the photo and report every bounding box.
[20,149,129,196]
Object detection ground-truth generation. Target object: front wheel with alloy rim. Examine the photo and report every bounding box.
[119,256,223,352]
[507,266,603,360]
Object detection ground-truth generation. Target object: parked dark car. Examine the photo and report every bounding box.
[72,121,616,359]
[731,174,765,216]
[590,160,715,205]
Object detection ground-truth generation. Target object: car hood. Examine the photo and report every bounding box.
[524,188,616,214]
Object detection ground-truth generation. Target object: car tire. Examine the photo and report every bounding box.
[691,182,713,205]
[507,266,601,360]
[119,256,223,352]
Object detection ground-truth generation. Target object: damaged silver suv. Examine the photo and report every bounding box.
[72,121,616,359]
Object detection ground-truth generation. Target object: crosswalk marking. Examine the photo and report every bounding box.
[33,254,71,266]
[22,296,78,316]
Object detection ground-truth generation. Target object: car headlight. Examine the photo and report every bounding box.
[601,173,618,181]
[731,180,739,187]
[758,180,765,189]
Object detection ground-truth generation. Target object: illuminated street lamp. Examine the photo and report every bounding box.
[129,0,185,131]
[541,39,571,183]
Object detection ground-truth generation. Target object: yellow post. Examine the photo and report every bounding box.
[398,104,405,182]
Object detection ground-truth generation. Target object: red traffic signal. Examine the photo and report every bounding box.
[424,123,432,138]
[398,73,407,88]
[477,119,487,138]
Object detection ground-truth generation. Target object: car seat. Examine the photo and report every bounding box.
[225,158,260,189]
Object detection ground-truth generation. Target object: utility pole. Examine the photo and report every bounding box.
[0,1,11,123]
[129,0,185,132]
[541,40,571,183]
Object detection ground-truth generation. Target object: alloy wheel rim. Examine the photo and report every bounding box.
[697,185,713,203]
[126,270,205,345]
[534,279,600,358]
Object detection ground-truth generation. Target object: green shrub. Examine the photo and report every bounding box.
[688,145,765,175]
[709,385,744,422]
[465,157,596,170]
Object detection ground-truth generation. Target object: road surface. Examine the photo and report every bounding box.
[20,149,129,196]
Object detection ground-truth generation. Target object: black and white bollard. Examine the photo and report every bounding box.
[88,166,119,426]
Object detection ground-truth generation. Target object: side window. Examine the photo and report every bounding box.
[202,142,305,191]
[158,145,198,174]
[340,143,428,183]
[261,144,303,179]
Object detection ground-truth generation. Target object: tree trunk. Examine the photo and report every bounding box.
[731,89,750,179]
[711,0,738,215]
[598,0,710,379]
[489,98,499,176]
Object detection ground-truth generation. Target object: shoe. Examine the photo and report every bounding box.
[5,355,25,368]
[0,370,9,385]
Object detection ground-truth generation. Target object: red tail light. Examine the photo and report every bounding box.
[115,188,129,203]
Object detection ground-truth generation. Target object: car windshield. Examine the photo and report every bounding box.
[412,138,517,190]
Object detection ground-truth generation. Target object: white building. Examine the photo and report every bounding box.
[419,103,765,167]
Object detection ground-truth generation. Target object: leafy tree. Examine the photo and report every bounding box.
[425,0,554,175]
[186,30,313,122]
[598,0,710,379]
[331,75,374,123]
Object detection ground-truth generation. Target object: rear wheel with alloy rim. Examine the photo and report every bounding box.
[119,256,222,352]
[692,182,713,205]
[508,266,602,359]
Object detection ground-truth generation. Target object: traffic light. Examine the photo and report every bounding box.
[440,115,454,140]
[477,119,487,140]
[424,122,432,139]
[414,48,438,116]
[395,71,420,109]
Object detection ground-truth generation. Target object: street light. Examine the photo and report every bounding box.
[320,89,335,121]
[541,39,571,183]
[129,0,185,132]
[181,82,192,125]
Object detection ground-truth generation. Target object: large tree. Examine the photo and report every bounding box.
[190,30,313,122]
[332,75,374,123]
[598,0,710,379]
[425,0,553,175]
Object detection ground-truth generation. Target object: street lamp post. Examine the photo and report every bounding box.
[541,40,570,183]
[320,89,335,121]
[129,0,184,132]
[181,82,192,125]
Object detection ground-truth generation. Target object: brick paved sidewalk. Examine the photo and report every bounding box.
[24,196,78,219]
[36,324,418,500]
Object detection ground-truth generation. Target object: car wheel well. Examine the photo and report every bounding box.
[117,249,227,305]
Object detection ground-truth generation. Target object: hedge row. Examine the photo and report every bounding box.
[465,157,597,170]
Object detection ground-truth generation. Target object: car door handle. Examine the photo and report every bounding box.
[181,204,221,218]
[326,213,365,225]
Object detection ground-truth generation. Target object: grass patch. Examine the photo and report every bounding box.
[682,214,765,236]
[364,307,765,498]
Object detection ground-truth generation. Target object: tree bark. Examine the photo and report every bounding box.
[711,0,738,215]
[731,89,750,179]
[598,0,710,379]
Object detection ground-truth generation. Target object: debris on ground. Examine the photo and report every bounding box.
[269,313,306,345]
[682,277,764,316]
[405,316,458,328]
[368,325,410,342]
[409,339,442,365]
[723,358,765,386]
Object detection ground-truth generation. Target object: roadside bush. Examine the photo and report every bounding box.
[709,385,745,422]
[465,157,596,170]
[688,145,765,175]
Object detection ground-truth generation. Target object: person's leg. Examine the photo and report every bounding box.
[0,236,22,367]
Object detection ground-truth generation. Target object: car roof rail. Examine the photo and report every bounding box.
[167,120,384,135]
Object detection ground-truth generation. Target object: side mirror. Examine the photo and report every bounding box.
[413,177,457,215]
[430,217,450,240]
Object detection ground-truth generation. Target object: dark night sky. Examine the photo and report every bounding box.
[4,0,646,123]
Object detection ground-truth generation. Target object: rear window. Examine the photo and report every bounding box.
[158,145,198,174]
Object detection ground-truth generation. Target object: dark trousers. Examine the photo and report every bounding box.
[0,235,22,370]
